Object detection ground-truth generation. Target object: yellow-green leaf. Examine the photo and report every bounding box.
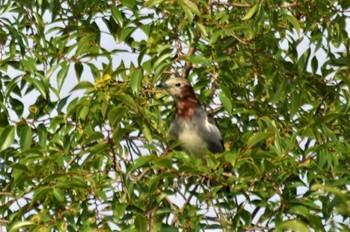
[131,69,142,94]
[285,14,301,37]
[278,219,310,232]
[242,4,258,20]
[247,132,274,149]
[142,124,152,142]
[0,125,15,152]
[70,81,95,93]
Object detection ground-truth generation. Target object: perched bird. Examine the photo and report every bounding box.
[159,78,224,156]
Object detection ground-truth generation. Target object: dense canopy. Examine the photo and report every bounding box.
[0,0,349,231]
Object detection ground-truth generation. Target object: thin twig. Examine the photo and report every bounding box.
[0,192,12,196]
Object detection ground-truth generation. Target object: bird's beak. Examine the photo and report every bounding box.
[157,82,169,89]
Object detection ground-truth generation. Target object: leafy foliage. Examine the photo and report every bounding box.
[1,0,349,231]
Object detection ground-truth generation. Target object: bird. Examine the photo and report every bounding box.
[158,78,224,156]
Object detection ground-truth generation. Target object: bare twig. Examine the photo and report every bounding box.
[0,219,9,224]
[0,192,12,196]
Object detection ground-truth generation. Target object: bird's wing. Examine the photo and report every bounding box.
[195,109,224,153]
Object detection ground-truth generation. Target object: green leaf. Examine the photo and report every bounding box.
[285,14,301,37]
[57,96,69,113]
[153,52,172,70]
[9,97,24,117]
[179,2,194,23]
[197,23,208,38]
[0,111,9,127]
[70,81,95,93]
[5,76,21,99]
[46,62,61,79]
[312,184,349,210]
[57,61,69,91]
[131,69,142,93]
[37,123,47,148]
[77,105,89,120]
[108,106,129,126]
[74,62,84,81]
[53,188,65,202]
[142,124,152,142]
[302,127,315,139]
[56,176,87,189]
[129,155,157,172]
[247,132,274,149]
[144,0,164,8]
[20,125,32,150]
[135,214,147,232]
[75,36,93,57]
[33,186,52,202]
[290,90,302,118]
[9,221,36,232]
[111,6,124,27]
[120,26,135,41]
[219,93,232,113]
[116,94,136,108]
[225,151,238,164]
[114,203,128,217]
[152,157,173,169]
[84,132,105,145]
[27,77,47,99]
[188,55,211,66]
[21,57,37,73]
[242,4,258,20]
[113,127,133,144]
[209,30,223,45]
[289,205,309,218]
[49,115,65,132]
[121,0,136,10]
[271,78,287,104]
[311,56,318,74]
[0,125,15,152]
[278,219,310,232]
[312,113,342,128]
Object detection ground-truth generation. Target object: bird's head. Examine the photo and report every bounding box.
[158,78,197,102]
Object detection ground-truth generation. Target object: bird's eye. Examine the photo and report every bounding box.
[175,83,181,87]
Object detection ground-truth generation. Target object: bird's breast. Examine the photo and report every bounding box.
[176,119,207,155]
[170,107,223,155]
